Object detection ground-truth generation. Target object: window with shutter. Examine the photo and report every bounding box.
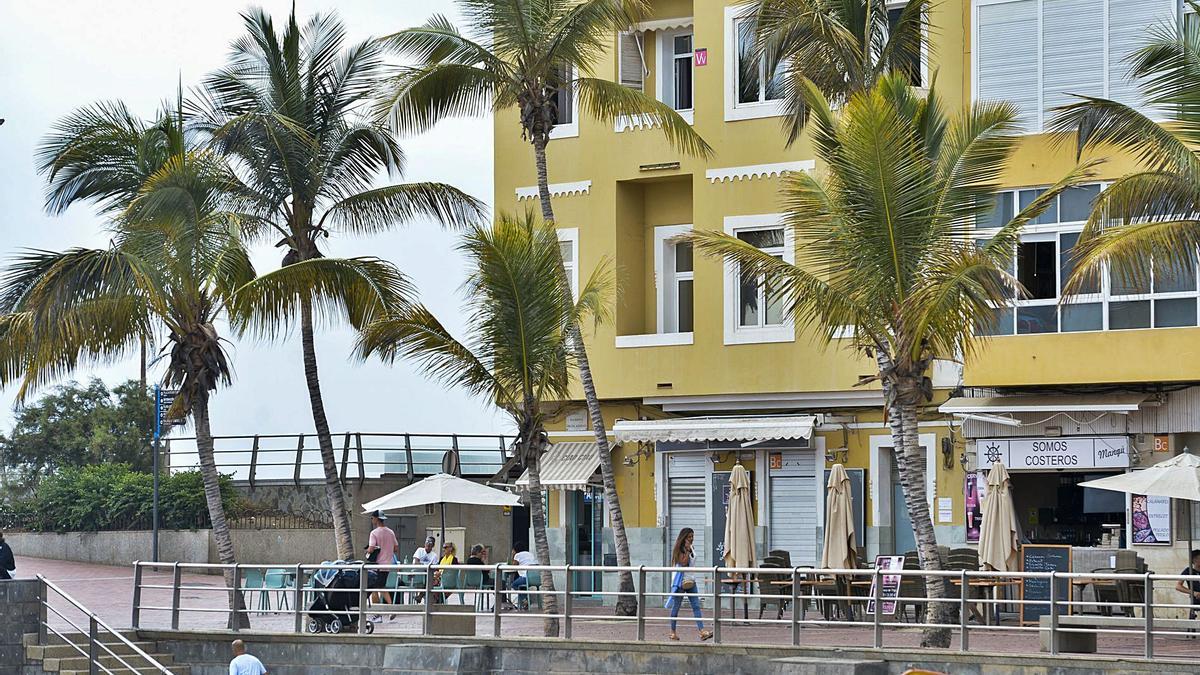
[619,32,646,91]
[1108,0,1174,117]
[1041,0,1104,115]
[976,0,1039,131]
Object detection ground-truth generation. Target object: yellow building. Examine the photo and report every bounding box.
[494,0,1199,600]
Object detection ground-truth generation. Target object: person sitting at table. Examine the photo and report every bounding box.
[466,544,492,588]
[1175,549,1200,620]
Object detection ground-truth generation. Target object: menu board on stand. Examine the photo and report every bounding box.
[1020,544,1072,625]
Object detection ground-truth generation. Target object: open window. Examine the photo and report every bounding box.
[548,65,578,140]
[658,28,694,121]
[724,214,794,344]
[655,225,694,335]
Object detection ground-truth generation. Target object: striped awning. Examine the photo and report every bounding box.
[515,442,602,491]
[613,415,817,444]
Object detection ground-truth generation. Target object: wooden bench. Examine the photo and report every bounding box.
[1038,615,1198,653]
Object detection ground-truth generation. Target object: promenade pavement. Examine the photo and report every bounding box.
[15,555,1200,659]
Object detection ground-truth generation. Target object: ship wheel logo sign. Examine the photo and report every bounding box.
[984,443,1003,465]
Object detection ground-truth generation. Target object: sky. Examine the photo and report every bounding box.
[0,1,508,440]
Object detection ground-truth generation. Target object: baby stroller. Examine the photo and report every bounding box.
[306,561,378,634]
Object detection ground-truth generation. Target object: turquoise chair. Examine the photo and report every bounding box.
[434,568,465,604]
[525,570,543,611]
[242,569,268,613]
[462,569,488,611]
[264,568,292,612]
[401,571,426,604]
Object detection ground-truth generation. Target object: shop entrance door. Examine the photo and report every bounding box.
[891,465,916,554]
[568,488,603,596]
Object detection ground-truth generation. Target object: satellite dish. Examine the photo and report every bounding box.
[441,449,461,476]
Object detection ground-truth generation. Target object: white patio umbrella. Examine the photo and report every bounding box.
[362,473,522,547]
[978,462,1019,572]
[723,463,756,569]
[1079,451,1200,550]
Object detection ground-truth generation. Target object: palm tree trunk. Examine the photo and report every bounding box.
[524,428,560,636]
[299,296,356,561]
[877,351,951,648]
[193,390,249,629]
[532,135,638,616]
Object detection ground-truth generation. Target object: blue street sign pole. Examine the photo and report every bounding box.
[152,385,161,563]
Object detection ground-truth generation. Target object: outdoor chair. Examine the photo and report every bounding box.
[264,568,292,612]
[242,569,269,614]
[897,551,927,623]
[1115,567,1146,617]
[401,571,427,604]
[944,550,983,623]
[462,569,491,611]
[434,568,465,605]
[755,562,791,620]
[761,555,787,568]
[1088,567,1121,616]
[525,570,543,611]
[768,549,792,567]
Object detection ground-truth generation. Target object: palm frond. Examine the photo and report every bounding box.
[319,183,488,235]
[573,77,713,157]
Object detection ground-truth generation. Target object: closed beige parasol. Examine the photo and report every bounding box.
[723,463,756,568]
[821,464,857,569]
[979,462,1019,572]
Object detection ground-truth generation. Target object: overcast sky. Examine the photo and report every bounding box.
[0,1,507,440]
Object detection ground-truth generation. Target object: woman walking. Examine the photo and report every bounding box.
[666,528,712,641]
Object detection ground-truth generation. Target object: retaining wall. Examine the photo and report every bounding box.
[0,580,41,671]
[4,529,337,567]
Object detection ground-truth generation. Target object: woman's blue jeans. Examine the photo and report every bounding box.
[669,585,703,632]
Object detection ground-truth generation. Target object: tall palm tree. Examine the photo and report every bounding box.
[377,0,711,615]
[689,74,1093,647]
[1050,8,1200,291]
[750,0,931,144]
[358,212,611,637]
[0,147,255,628]
[195,8,487,560]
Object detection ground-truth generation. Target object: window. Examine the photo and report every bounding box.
[547,66,578,139]
[669,32,693,111]
[657,226,694,334]
[557,228,579,299]
[976,183,1200,335]
[974,0,1174,132]
[618,32,646,92]
[723,214,794,344]
[724,7,786,121]
[886,4,924,87]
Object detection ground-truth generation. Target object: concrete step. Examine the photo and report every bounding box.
[43,651,175,673]
[24,630,141,647]
[59,669,188,675]
[770,657,888,675]
[27,640,158,661]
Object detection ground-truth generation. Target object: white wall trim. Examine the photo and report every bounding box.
[516,181,592,201]
[633,17,694,32]
[868,432,938,528]
[615,332,694,349]
[706,160,815,184]
[723,213,796,345]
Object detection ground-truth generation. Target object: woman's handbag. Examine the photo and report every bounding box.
[681,578,696,591]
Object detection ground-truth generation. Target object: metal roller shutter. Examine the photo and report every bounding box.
[768,450,818,566]
[667,454,707,564]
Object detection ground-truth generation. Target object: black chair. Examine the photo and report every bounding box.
[768,549,792,567]
[1089,567,1120,616]
[897,551,927,623]
[755,561,791,620]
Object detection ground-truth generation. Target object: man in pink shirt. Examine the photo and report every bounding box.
[365,510,397,622]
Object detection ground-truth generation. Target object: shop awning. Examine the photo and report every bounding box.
[939,393,1147,415]
[613,415,817,444]
[515,442,601,491]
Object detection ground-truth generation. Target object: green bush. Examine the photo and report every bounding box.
[6,464,239,532]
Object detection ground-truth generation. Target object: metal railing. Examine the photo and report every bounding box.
[38,575,174,674]
[128,561,1200,659]
[163,432,514,485]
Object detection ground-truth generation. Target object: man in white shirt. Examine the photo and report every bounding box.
[228,640,266,675]
[508,547,539,609]
[411,536,437,566]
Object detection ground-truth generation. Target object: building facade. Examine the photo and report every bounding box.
[493,0,1200,604]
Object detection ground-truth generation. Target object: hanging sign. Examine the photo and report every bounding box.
[694,48,708,67]
[978,436,1130,471]
[1131,493,1171,545]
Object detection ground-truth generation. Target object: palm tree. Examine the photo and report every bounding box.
[750,0,931,144]
[377,0,711,615]
[358,212,610,637]
[1049,8,1200,292]
[689,74,1093,647]
[0,145,255,628]
[195,8,487,560]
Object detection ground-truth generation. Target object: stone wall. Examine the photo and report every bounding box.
[4,529,338,567]
[0,580,41,671]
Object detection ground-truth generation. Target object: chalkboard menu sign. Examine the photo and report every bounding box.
[1020,544,1072,625]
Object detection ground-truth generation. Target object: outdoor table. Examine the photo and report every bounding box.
[719,577,750,620]
[950,578,1020,625]
[1068,577,1120,616]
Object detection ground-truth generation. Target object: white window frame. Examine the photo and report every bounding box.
[977,183,1200,335]
[655,224,695,335]
[884,0,930,90]
[657,27,696,124]
[557,227,579,299]
[724,5,786,122]
[970,0,1174,134]
[617,31,648,92]
[548,66,579,140]
[723,213,795,345]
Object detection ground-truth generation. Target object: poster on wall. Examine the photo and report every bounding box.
[1131,493,1171,545]
[965,472,983,543]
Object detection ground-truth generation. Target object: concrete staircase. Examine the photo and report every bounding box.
[22,631,188,675]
